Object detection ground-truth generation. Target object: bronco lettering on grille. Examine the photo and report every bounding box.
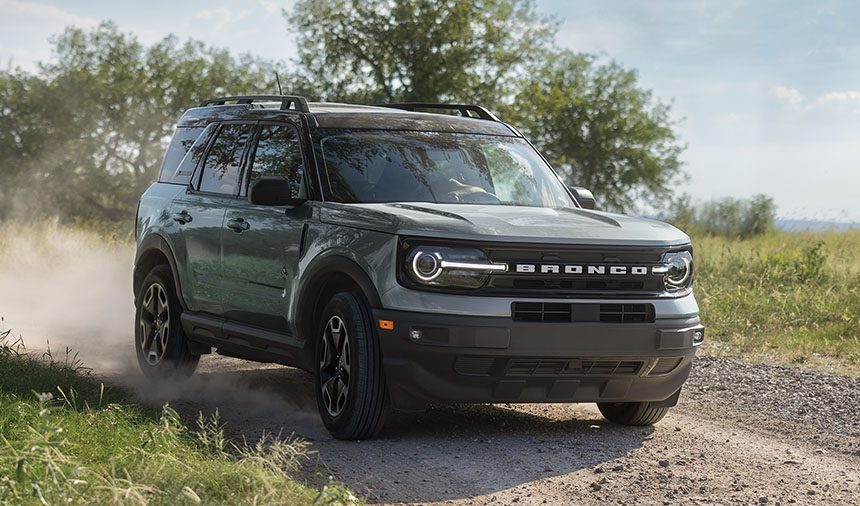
[513,264,659,276]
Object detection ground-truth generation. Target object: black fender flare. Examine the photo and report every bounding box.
[294,255,383,365]
[133,234,188,310]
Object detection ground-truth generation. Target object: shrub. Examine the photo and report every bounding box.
[670,194,776,238]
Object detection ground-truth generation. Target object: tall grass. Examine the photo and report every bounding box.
[0,328,360,505]
[694,230,860,367]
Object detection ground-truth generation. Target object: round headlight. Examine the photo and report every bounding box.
[664,252,692,288]
[412,251,442,281]
[403,245,506,289]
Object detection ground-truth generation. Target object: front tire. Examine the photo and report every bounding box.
[134,265,199,379]
[315,292,387,440]
[597,401,670,426]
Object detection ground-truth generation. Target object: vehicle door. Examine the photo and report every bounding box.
[168,122,254,314]
[221,120,310,331]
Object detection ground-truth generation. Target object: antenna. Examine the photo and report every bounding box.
[275,72,283,95]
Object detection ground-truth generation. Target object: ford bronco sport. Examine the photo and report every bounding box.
[134,95,703,440]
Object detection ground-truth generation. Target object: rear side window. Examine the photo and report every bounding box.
[198,124,253,195]
[157,126,204,184]
[246,124,304,199]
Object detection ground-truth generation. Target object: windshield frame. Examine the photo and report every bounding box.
[312,128,580,209]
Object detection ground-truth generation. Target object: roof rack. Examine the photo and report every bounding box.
[200,95,310,113]
[379,103,500,121]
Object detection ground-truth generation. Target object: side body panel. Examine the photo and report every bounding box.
[166,192,227,314]
[221,201,310,330]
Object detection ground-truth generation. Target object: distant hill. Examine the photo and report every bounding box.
[774,218,860,232]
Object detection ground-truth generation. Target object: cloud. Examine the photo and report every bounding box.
[195,7,249,33]
[772,86,805,109]
[816,90,860,114]
[0,0,96,28]
[771,86,860,114]
[0,0,98,71]
[258,0,280,15]
[817,90,860,105]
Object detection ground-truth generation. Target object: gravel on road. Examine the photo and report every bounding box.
[112,354,860,505]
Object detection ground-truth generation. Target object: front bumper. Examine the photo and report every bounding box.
[374,308,703,411]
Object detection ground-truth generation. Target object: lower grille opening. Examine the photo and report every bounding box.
[511,302,571,322]
[599,304,655,323]
[511,302,655,323]
[507,359,643,377]
[649,357,683,375]
[453,357,495,376]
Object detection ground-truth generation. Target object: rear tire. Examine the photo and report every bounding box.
[597,402,669,426]
[134,264,199,379]
[315,291,388,440]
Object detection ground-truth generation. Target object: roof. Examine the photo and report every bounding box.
[177,100,518,136]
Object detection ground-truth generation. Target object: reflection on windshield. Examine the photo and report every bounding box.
[319,131,573,208]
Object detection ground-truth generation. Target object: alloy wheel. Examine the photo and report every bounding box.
[319,315,351,417]
[139,282,170,365]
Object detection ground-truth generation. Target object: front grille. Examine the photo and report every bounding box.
[511,302,655,323]
[507,359,643,377]
[484,244,669,297]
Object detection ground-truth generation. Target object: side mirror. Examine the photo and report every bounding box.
[569,186,596,210]
[248,176,306,206]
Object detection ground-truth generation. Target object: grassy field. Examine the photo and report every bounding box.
[0,330,358,505]
[692,229,860,372]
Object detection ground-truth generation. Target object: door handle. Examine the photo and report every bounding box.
[227,217,250,232]
[172,210,192,224]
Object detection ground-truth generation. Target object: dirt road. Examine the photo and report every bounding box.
[106,354,860,505]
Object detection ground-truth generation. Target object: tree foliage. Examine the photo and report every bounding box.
[0,22,276,223]
[288,0,557,104]
[506,51,685,212]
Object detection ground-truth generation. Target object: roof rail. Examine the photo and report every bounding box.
[200,95,310,113]
[379,103,500,121]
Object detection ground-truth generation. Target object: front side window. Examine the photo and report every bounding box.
[247,124,304,199]
[319,131,573,208]
[198,123,253,195]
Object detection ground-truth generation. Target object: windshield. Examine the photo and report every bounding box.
[319,131,574,208]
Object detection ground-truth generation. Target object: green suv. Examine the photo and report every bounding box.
[134,95,703,440]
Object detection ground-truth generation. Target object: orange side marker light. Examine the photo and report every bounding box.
[378,319,394,330]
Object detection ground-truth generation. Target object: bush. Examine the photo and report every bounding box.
[670,194,776,238]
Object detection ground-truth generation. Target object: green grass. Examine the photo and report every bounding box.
[0,330,360,505]
[693,230,860,371]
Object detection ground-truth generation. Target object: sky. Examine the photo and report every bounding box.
[1,0,858,221]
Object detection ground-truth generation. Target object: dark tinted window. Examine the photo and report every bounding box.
[320,131,573,208]
[158,126,204,184]
[247,124,304,199]
[198,124,253,195]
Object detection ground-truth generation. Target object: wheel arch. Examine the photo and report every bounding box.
[134,234,188,310]
[295,255,383,369]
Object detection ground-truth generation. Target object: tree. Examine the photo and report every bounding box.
[286,2,685,213]
[507,51,685,213]
[0,22,278,223]
[286,0,556,104]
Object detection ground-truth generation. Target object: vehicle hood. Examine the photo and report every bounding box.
[319,202,690,247]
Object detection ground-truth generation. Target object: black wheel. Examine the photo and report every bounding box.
[315,292,388,440]
[134,264,199,379]
[597,402,669,426]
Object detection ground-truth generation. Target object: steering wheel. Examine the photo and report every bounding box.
[456,190,501,204]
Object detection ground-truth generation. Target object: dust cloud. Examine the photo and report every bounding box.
[0,220,318,426]
[0,220,136,373]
